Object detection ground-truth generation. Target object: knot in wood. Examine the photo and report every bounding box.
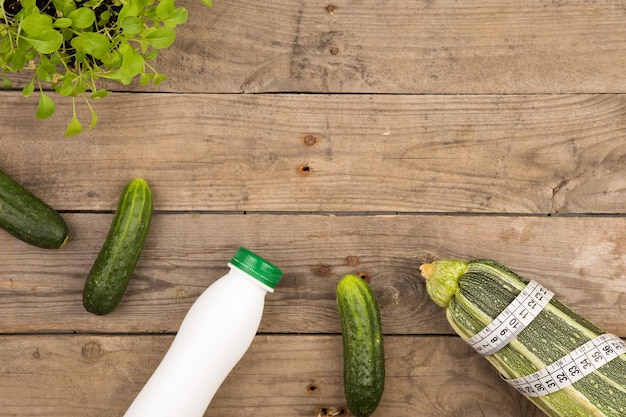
[82,341,103,362]
[304,134,317,146]
[315,265,333,276]
[346,255,359,266]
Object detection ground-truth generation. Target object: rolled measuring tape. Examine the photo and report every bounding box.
[465,280,554,357]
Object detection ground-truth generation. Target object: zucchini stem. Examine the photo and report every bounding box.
[420,259,468,308]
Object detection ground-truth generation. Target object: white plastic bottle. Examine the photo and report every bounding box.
[123,247,282,417]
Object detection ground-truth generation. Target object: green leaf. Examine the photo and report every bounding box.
[10,49,28,70]
[20,0,38,14]
[136,38,149,54]
[53,0,77,16]
[68,7,96,29]
[121,46,144,77]
[22,14,55,36]
[22,80,35,96]
[71,32,111,59]
[36,63,57,82]
[58,72,77,96]
[98,10,112,27]
[24,49,37,60]
[152,73,167,85]
[25,33,64,54]
[145,49,158,61]
[144,27,176,49]
[74,48,86,64]
[35,56,58,81]
[102,49,123,68]
[36,92,57,119]
[106,45,144,84]
[163,7,188,27]
[155,0,184,22]
[60,27,73,42]
[2,77,12,89]
[135,0,150,12]
[16,34,32,53]
[120,16,143,35]
[82,0,101,7]
[140,72,153,86]
[64,113,83,136]
[90,89,110,99]
[155,0,175,18]
[118,2,139,21]
[23,24,64,54]
[54,17,73,28]
[1,36,11,54]
[201,0,212,7]
[49,53,61,65]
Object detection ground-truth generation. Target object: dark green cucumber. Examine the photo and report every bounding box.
[336,274,385,417]
[83,178,153,315]
[0,168,68,249]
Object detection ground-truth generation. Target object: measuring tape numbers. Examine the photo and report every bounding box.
[465,280,554,357]
[503,333,626,397]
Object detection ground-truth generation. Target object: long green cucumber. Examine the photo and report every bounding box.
[83,178,153,315]
[0,168,68,249]
[421,259,626,417]
[336,274,385,417]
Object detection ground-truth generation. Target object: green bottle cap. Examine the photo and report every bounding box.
[230,247,282,289]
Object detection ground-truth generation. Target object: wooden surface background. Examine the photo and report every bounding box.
[2,1,626,416]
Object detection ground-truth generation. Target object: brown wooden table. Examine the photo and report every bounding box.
[2,1,626,416]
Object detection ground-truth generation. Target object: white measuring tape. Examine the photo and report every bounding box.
[465,280,554,357]
[503,333,626,397]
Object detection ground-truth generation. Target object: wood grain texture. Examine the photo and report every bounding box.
[1,213,625,335]
[1,93,626,213]
[5,0,626,94]
[0,334,545,417]
[2,1,626,415]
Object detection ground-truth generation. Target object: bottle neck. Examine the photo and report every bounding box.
[227,264,275,293]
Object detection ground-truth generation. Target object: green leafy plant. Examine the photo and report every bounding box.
[0,0,212,135]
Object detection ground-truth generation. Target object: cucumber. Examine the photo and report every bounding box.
[421,259,626,417]
[0,168,68,249]
[336,274,385,417]
[83,178,153,315]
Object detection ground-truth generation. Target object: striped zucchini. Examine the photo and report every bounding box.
[420,259,626,417]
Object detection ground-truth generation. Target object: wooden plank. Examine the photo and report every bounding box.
[1,93,626,213]
[181,0,626,94]
[0,334,545,417]
[5,0,626,94]
[1,213,625,335]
